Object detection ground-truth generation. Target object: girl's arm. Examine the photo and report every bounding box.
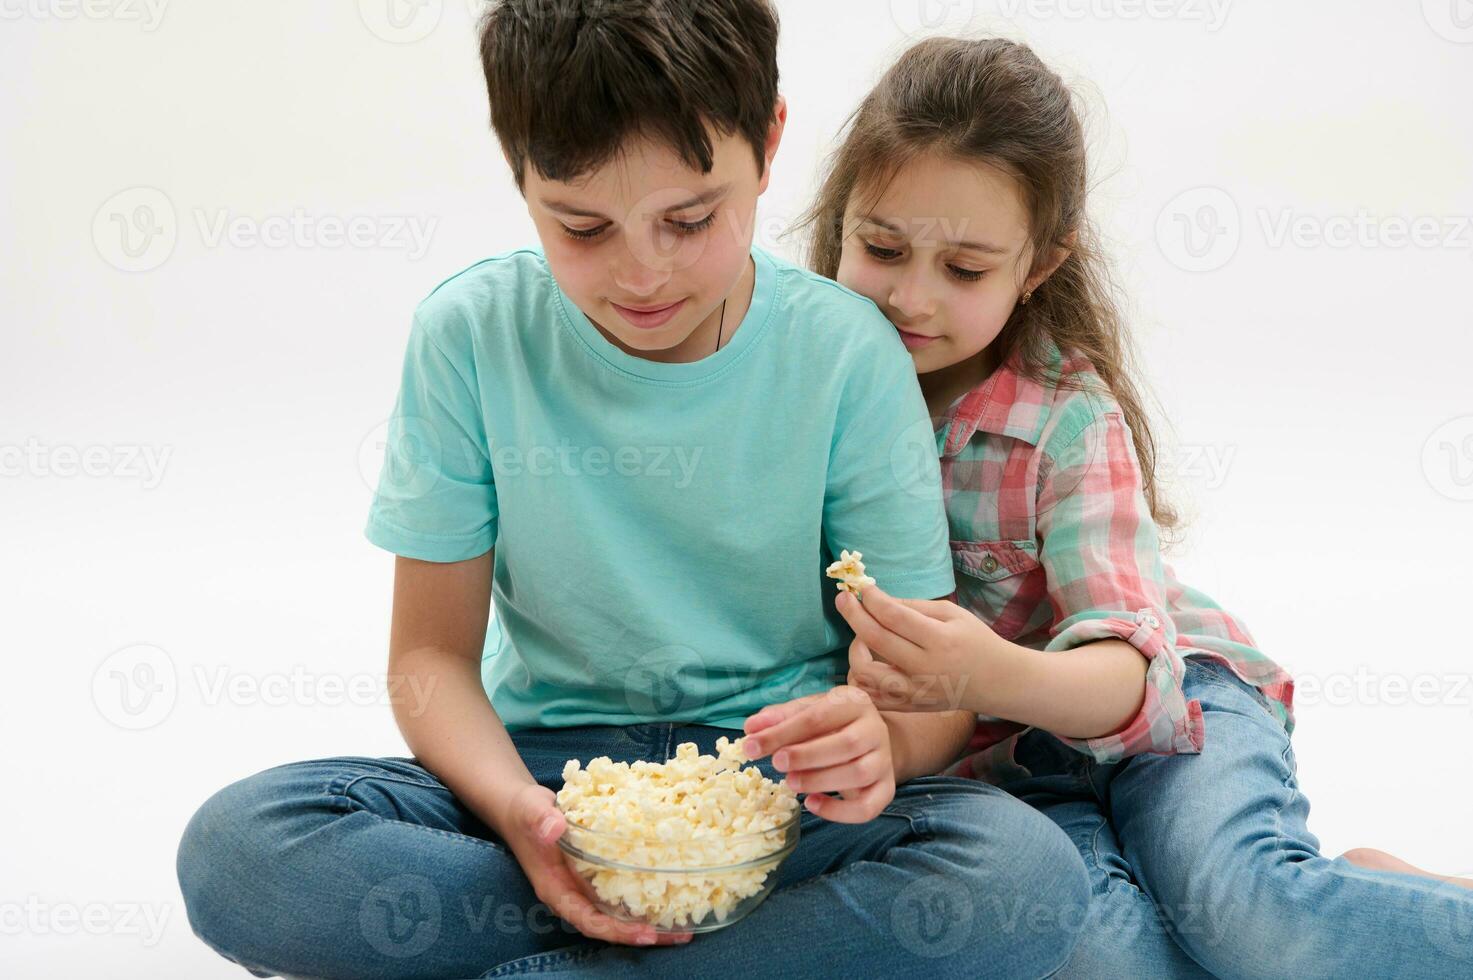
[882,708,979,780]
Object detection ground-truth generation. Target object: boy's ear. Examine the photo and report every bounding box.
[755,96,788,196]
[1025,229,1077,293]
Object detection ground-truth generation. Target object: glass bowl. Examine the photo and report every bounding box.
[557,811,801,934]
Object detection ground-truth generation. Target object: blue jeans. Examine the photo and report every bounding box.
[1001,658,1473,980]
[178,722,1090,979]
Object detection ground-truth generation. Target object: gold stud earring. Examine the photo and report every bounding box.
[1021,290,1034,305]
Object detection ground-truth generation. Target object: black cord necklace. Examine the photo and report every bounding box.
[715,298,727,353]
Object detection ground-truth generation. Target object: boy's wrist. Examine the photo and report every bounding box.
[967,636,1040,720]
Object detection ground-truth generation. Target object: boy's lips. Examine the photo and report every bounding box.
[610,298,687,330]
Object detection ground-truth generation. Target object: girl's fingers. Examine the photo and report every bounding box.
[836,592,928,670]
[785,749,889,795]
[769,716,877,773]
[852,587,946,645]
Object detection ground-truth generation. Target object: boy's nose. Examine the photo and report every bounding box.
[610,255,674,299]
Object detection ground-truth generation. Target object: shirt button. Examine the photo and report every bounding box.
[981,554,999,574]
[1145,614,1161,629]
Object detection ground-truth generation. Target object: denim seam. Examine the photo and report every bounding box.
[480,941,603,977]
[327,775,510,854]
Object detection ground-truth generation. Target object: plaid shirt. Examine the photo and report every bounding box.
[936,340,1296,785]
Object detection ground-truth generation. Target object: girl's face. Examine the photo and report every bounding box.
[835,152,1038,376]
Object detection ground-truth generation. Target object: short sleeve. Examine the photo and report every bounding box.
[364,310,498,562]
[822,334,955,600]
[1035,412,1204,761]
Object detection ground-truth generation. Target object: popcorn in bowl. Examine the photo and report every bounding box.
[826,549,876,597]
[556,737,800,932]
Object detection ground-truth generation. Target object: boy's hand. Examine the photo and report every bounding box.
[496,783,692,947]
[835,586,1003,714]
[742,686,895,823]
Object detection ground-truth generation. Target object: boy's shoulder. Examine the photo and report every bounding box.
[760,248,906,357]
[408,247,555,344]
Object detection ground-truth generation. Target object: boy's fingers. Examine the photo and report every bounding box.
[848,636,874,669]
[744,690,868,760]
[804,780,892,823]
[836,592,927,670]
[743,691,825,737]
[785,747,889,793]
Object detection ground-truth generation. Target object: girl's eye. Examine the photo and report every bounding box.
[948,265,987,283]
[562,223,609,242]
[863,242,902,261]
[668,212,717,235]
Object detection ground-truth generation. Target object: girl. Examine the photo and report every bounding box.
[809,36,1473,980]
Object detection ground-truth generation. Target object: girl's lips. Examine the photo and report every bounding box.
[897,329,939,350]
[610,298,688,330]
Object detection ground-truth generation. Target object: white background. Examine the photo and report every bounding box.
[3,1,1471,975]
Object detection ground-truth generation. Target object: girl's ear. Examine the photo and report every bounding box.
[1024,229,1078,294]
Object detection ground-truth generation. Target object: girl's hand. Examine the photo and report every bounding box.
[834,586,1004,714]
[742,686,895,823]
[497,783,692,947]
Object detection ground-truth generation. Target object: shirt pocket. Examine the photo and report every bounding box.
[950,539,1045,641]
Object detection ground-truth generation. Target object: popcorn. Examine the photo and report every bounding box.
[556,737,799,930]
[826,549,876,597]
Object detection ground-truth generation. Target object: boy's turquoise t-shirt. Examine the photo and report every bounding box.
[365,245,954,731]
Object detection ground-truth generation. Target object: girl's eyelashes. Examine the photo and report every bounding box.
[862,240,988,283]
[560,212,717,243]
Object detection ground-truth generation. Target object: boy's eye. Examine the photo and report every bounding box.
[863,241,902,261]
[948,265,986,283]
[668,212,716,235]
[562,223,610,241]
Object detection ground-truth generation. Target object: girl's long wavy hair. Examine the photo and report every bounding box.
[800,36,1177,533]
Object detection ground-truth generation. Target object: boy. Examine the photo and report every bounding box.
[176,2,1088,976]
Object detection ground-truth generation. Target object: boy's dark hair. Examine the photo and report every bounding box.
[479,0,780,189]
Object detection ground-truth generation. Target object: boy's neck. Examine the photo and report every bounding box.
[594,255,757,365]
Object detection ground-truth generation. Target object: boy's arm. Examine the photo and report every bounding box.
[388,552,677,946]
[388,550,534,831]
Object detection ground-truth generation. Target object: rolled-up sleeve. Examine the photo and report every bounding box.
[1034,411,1204,762]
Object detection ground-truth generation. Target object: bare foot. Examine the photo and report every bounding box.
[1340,847,1473,890]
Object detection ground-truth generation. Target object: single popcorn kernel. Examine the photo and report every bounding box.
[826,549,876,597]
[556,738,799,931]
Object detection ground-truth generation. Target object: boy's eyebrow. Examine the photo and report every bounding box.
[862,216,1010,255]
[541,183,733,220]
